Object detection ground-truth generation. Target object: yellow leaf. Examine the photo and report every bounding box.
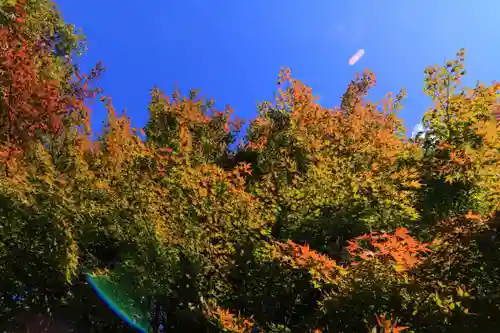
[394,264,408,272]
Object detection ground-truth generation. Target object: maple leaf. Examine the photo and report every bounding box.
[464,210,481,220]
[406,181,422,188]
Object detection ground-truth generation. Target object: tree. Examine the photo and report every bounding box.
[1,1,499,332]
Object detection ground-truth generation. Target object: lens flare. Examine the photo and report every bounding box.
[349,49,365,65]
[87,272,150,333]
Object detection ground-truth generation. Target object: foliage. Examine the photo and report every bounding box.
[0,2,499,333]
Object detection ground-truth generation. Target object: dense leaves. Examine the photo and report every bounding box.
[1,2,499,333]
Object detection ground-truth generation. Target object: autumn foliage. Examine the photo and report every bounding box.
[1,1,500,333]
[346,228,431,271]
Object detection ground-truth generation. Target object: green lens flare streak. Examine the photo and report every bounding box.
[86,271,151,333]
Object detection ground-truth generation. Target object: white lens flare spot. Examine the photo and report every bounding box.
[411,123,425,138]
[348,49,365,65]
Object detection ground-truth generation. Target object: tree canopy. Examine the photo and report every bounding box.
[1,1,499,332]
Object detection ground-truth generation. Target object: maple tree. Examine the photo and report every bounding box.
[0,1,499,333]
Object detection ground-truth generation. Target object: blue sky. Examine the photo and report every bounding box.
[55,0,500,138]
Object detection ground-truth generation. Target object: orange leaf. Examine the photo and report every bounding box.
[393,325,409,333]
[406,181,422,188]
[464,210,481,220]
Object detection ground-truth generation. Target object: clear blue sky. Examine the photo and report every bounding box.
[56,0,500,138]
